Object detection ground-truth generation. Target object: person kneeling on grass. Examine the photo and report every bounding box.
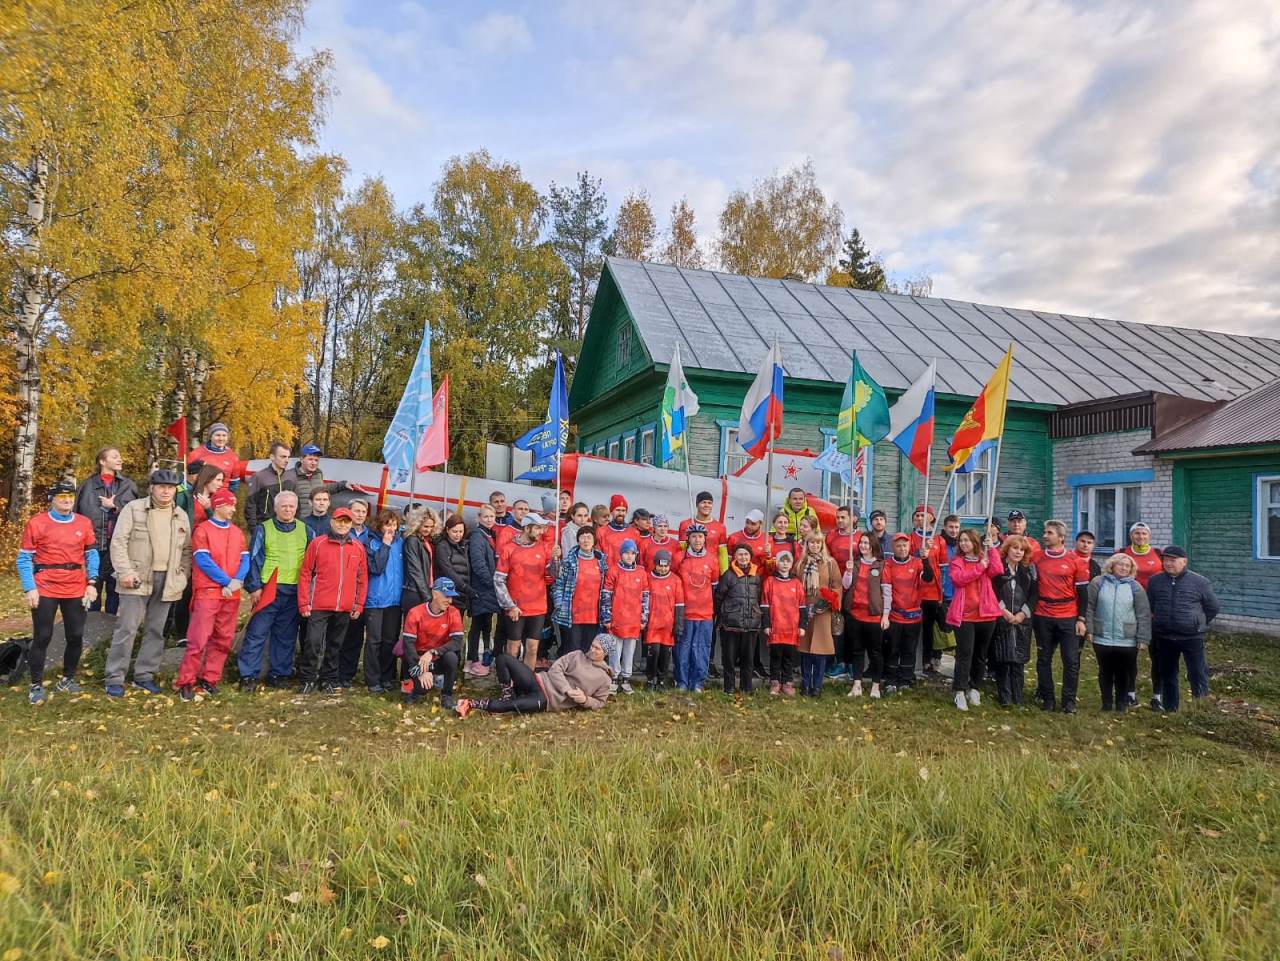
[454,633,617,717]
[398,577,464,709]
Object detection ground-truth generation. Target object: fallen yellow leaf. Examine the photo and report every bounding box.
[370,935,391,949]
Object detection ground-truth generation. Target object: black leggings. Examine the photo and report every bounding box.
[645,643,672,682]
[568,623,600,657]
[953,620,995,692]
[1095,644,1137,709]
[920,600,950,661]
[405,648,459,698]
[768,643,795,682]
[30,595,87,686]
[849,619,884,682]
[885,621,921,686]
[721,629,756,693]
[480,653,547,714]
[467,612,493,662]
[364,606,402,689]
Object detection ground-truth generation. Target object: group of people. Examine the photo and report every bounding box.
[17,428,1221,718]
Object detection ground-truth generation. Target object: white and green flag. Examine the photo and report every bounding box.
[659,343,700,465]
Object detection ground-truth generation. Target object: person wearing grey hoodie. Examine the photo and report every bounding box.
[1085,553,1152,711]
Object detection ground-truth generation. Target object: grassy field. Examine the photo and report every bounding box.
[1,629,1278,960]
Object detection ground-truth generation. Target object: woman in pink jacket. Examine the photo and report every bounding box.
[946,529,1004,712]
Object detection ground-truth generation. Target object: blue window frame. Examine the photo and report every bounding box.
[1067,469,1154,554]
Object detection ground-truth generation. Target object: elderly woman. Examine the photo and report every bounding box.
[1085,552,1152,711]
[453,634,617,717]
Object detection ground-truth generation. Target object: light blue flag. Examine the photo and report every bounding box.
[382,324,433,486]
[515,351,569,481]
[953,437,996,474]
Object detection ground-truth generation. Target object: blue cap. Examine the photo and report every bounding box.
[431,577,459,598]
[620,538,638,555]
[301,443,323,456]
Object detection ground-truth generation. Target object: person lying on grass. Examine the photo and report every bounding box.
[453,633,617,718]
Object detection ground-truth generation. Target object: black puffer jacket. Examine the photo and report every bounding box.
[715,563,763,631]
[1146,569,1219,639]
[433,531,472,613]
[991,565,1037,664]
[467,525,500,616]
[74,473,139,551]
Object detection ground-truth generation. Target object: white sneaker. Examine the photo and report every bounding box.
[847,680,863,698]
[954,691,968,711]
[869,683,881,700]
[967,688,981,706]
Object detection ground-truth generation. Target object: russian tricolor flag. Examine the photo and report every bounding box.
[888,362,936,474]
[738,339,785,460]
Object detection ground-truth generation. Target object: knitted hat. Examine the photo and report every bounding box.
[209,488,236,509]
[610,494,628,511]
[620,539,638,555]
[593,633,619,661]
[206,422,230,443]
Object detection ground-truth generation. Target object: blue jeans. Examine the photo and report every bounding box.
[1158,634,1208,712]
[238,586,300,681]
[674,619,713,689]
[801,653,827,692]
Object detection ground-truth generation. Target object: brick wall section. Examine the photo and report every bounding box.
[1051,429,1173,545]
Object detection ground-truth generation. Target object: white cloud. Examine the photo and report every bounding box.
[466,12,533,57]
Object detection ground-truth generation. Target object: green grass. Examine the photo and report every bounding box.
[1,632,1278,960]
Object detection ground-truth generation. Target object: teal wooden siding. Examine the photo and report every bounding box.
[1175,453,1280,620]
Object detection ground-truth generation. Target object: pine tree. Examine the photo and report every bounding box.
[832,227,888,291]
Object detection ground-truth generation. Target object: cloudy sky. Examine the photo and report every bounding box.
[298,0,1279,336]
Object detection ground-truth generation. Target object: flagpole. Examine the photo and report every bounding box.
[443,459,449,518]
[921,360,936,537]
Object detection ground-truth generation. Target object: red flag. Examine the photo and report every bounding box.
[165,416,188,454]
[415,376,450,470]
[251,569,279,615]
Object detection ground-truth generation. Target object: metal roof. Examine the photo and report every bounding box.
[605,257,1280,405]
[1134,378,1280,453]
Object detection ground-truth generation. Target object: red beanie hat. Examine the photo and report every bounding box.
[610,494,628,511]
[210,488,237,509]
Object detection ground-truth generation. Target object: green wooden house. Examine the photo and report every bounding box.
[569,258,1280,631]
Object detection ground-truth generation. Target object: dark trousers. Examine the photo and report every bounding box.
[993,662,1025,705]
[837,618,857,670]
[800,653,826,692]
[952,620,995,692]
[166,580,193,640]
[1148,639,1163,700]
[886,621,921,686]
[300,610,351,684]
[721,629,756,693]
[30,595,87,686]
[645,643,672,683]
[338,609,367,685]
[482,653,547,714]
[568,623,600,657]
[849,619,883,683]
[1094,644,1137,709]
[363,607,402,689]
[920,600,950,663]
[405,648,459,699]
[1034,615,1081,708]
[467,612,493,662]
[1158,634,1209,712]
[88,548,119,615]
[768,643,795,682]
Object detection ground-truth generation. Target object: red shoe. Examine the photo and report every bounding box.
[453,698,472,719]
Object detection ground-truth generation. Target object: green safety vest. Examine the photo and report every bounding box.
[262,519,307,586]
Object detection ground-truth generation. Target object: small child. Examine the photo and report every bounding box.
[644,550,685,690]
[714,545,763,695]
[601,539,649,694]
[761,549,806,696]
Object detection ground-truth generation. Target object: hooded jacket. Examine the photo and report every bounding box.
[364,532,405,610]
[298,532,368,615]
[538,650,613,711]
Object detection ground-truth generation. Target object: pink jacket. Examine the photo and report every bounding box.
[946,548,1004,627]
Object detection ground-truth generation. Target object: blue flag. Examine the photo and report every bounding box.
[515,350,569,481]
[383,324,433,486]
[953,437,996,474]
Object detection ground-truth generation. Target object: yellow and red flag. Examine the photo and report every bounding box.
[947,345,1014,469]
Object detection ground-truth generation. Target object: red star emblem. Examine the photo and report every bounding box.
[783,461,801,480]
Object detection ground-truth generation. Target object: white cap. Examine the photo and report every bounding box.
[745,509,765,523]
[522,512,549,527]
[1129,521,1151,533]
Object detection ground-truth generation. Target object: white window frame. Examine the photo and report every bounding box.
[623,434,636,463]
[720,425,749,476]
[950,445,994,520]
[608,438,620,460]
[639,427,656,466]
[1257,474,1280,560]
[1077,483,1142,554]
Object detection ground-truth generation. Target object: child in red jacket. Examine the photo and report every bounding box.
[602,538,649,694]
[297,507,368,695]
[644,549,685,690]
[175,489,247,700]
[762,549,807,696]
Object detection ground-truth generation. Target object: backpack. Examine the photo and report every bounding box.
[0,636,31,686]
